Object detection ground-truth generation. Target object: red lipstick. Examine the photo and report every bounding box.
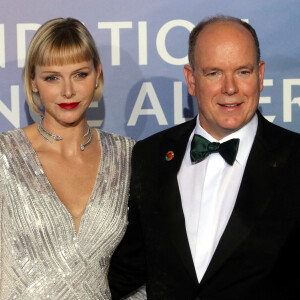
[58,102,80,110]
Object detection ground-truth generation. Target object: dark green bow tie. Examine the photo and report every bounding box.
[190,134,240,166]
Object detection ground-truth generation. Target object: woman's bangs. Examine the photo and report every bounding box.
[36,44,92,66]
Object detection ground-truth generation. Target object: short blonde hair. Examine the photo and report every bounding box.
[22,17,104,114]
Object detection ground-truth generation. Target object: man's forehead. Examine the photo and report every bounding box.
[195,22,257,58]
[197,21,253,43]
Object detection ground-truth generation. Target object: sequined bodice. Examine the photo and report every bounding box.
[0,129,134,300]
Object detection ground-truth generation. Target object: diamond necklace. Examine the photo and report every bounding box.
[37,118,93,151]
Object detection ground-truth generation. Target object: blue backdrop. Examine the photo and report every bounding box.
[0,0,299,140]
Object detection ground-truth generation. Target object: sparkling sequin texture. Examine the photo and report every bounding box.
[0,128,135,300]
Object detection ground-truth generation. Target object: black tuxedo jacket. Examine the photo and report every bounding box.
[109,112,300,300]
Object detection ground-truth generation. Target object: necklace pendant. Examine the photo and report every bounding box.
[37,117,93,151]
[80,127,93,151]
[38,119,63,142]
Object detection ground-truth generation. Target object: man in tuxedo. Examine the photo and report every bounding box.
[108,15,300,299]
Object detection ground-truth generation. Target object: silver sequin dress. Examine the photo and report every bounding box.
[0,128,135,300]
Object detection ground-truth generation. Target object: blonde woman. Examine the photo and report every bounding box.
[0,18,134,299]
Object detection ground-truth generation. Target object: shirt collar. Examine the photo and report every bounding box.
[194,114,258,166]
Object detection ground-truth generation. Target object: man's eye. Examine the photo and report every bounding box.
[240,70,250,75]
[207,72,217,76]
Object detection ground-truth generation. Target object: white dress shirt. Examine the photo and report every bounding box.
[177,114,258,282]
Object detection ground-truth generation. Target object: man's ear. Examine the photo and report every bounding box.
[258,60,265,92]
[183,65,196,96]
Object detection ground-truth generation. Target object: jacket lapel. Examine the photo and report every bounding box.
[200,112,282,286]
[158,117,199,284]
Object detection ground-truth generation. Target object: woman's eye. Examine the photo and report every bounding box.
[75,72,88,78]
[44,76,57,81]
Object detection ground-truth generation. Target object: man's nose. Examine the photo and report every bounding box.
[222,74,238,95]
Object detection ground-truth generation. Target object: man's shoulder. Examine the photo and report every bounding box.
[136,117,196,147]
[131,118,196,161]
[256,114,300,170]
[258,113,300,146]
